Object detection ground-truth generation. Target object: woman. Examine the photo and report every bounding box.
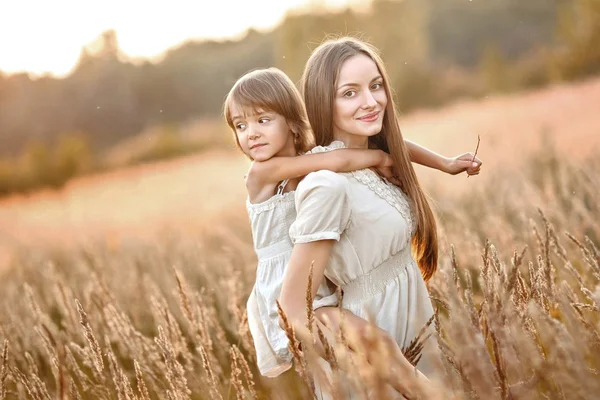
[279,37,452,398]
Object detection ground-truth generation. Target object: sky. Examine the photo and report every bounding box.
[0,0,364,77]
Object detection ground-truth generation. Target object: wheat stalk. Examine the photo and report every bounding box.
[75,299,104,374]
[0,340,8,400]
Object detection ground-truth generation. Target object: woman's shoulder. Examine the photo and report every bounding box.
[297,169,349,197]
[294,141,352,197]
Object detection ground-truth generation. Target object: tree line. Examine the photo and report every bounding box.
[0,0,598,196]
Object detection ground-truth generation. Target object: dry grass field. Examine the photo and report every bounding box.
[0,77,599,399]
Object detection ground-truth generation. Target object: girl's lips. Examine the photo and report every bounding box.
[250,143,267,150]
[358,111,380,122]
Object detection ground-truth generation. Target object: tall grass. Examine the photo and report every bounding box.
[0,143,598,399]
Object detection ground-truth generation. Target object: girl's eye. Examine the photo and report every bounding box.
[343,90,356,98]
[258,117,270,123]
[235,123,246,130]
[371,82,383,90]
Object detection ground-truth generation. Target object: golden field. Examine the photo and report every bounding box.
[0,77,599,399]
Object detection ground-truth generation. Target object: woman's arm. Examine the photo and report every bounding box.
[250,148,392,186]
[316,307,444,400]
[405,140,482,175]
[278,241,440,399]
[279,241,333,329]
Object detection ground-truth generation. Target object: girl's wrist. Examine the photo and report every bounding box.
[440,156,452,174]
[378,149,388,167]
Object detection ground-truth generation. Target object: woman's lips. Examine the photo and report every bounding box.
[358,111,380,122]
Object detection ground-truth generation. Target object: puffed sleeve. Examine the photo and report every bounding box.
[289,170,351,244]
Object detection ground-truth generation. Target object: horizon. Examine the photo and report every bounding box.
[0,0,365,78]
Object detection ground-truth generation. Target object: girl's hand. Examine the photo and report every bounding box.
[377,151,395,170]
[444,153,482,176]
[375,153,403,187]
[376,166,403,187]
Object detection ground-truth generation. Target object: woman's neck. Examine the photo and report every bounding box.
[333,132,369,149]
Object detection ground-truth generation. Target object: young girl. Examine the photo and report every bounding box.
[223,67,480,386]
[224,67,399,378]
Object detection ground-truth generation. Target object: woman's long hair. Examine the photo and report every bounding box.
[301,37,438,281]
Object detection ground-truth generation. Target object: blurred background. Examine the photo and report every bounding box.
[0,0,599,262]
[1,2,600,398]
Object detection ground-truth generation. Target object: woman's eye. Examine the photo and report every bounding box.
[372,83,383,90]
[343,90,356,98]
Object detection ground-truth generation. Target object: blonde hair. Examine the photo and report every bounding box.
[223,68,314,158]
[301,37,439,281]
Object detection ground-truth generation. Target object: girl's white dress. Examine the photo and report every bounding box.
[289,142,441,397]
[246,179,337,377]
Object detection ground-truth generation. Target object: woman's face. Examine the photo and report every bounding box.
[332,54,387,147]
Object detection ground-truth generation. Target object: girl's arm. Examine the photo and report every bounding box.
[249,148,391,186]
[279,241,440,399]
[405,140,482,175]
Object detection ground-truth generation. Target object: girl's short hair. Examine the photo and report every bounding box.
[224,68,314,156]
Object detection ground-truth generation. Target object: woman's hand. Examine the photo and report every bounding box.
[443,152,482,176]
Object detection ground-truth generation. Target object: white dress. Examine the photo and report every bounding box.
[289,142,440,396]
[246,179,338,378]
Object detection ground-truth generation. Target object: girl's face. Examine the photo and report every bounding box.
[230,103,297,161]
[332,54,387,147]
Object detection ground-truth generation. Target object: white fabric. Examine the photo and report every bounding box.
[245,182,338,378]
[290,141,441,398]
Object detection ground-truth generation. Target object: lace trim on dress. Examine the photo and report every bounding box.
[350,168,414,235]
[246,190,295,217]
[306,140,346,154]
[307,141,416,236]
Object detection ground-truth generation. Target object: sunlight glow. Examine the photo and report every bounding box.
[0,0,365,77]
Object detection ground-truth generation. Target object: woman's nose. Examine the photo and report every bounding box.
[362,91,377,108]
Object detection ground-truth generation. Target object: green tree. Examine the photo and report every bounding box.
[555,0,600,79]
[479,44,511,92]
[19,140,57,189]
[54,133,94,182]
[0,159,16,195]
[275,9,364,82]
